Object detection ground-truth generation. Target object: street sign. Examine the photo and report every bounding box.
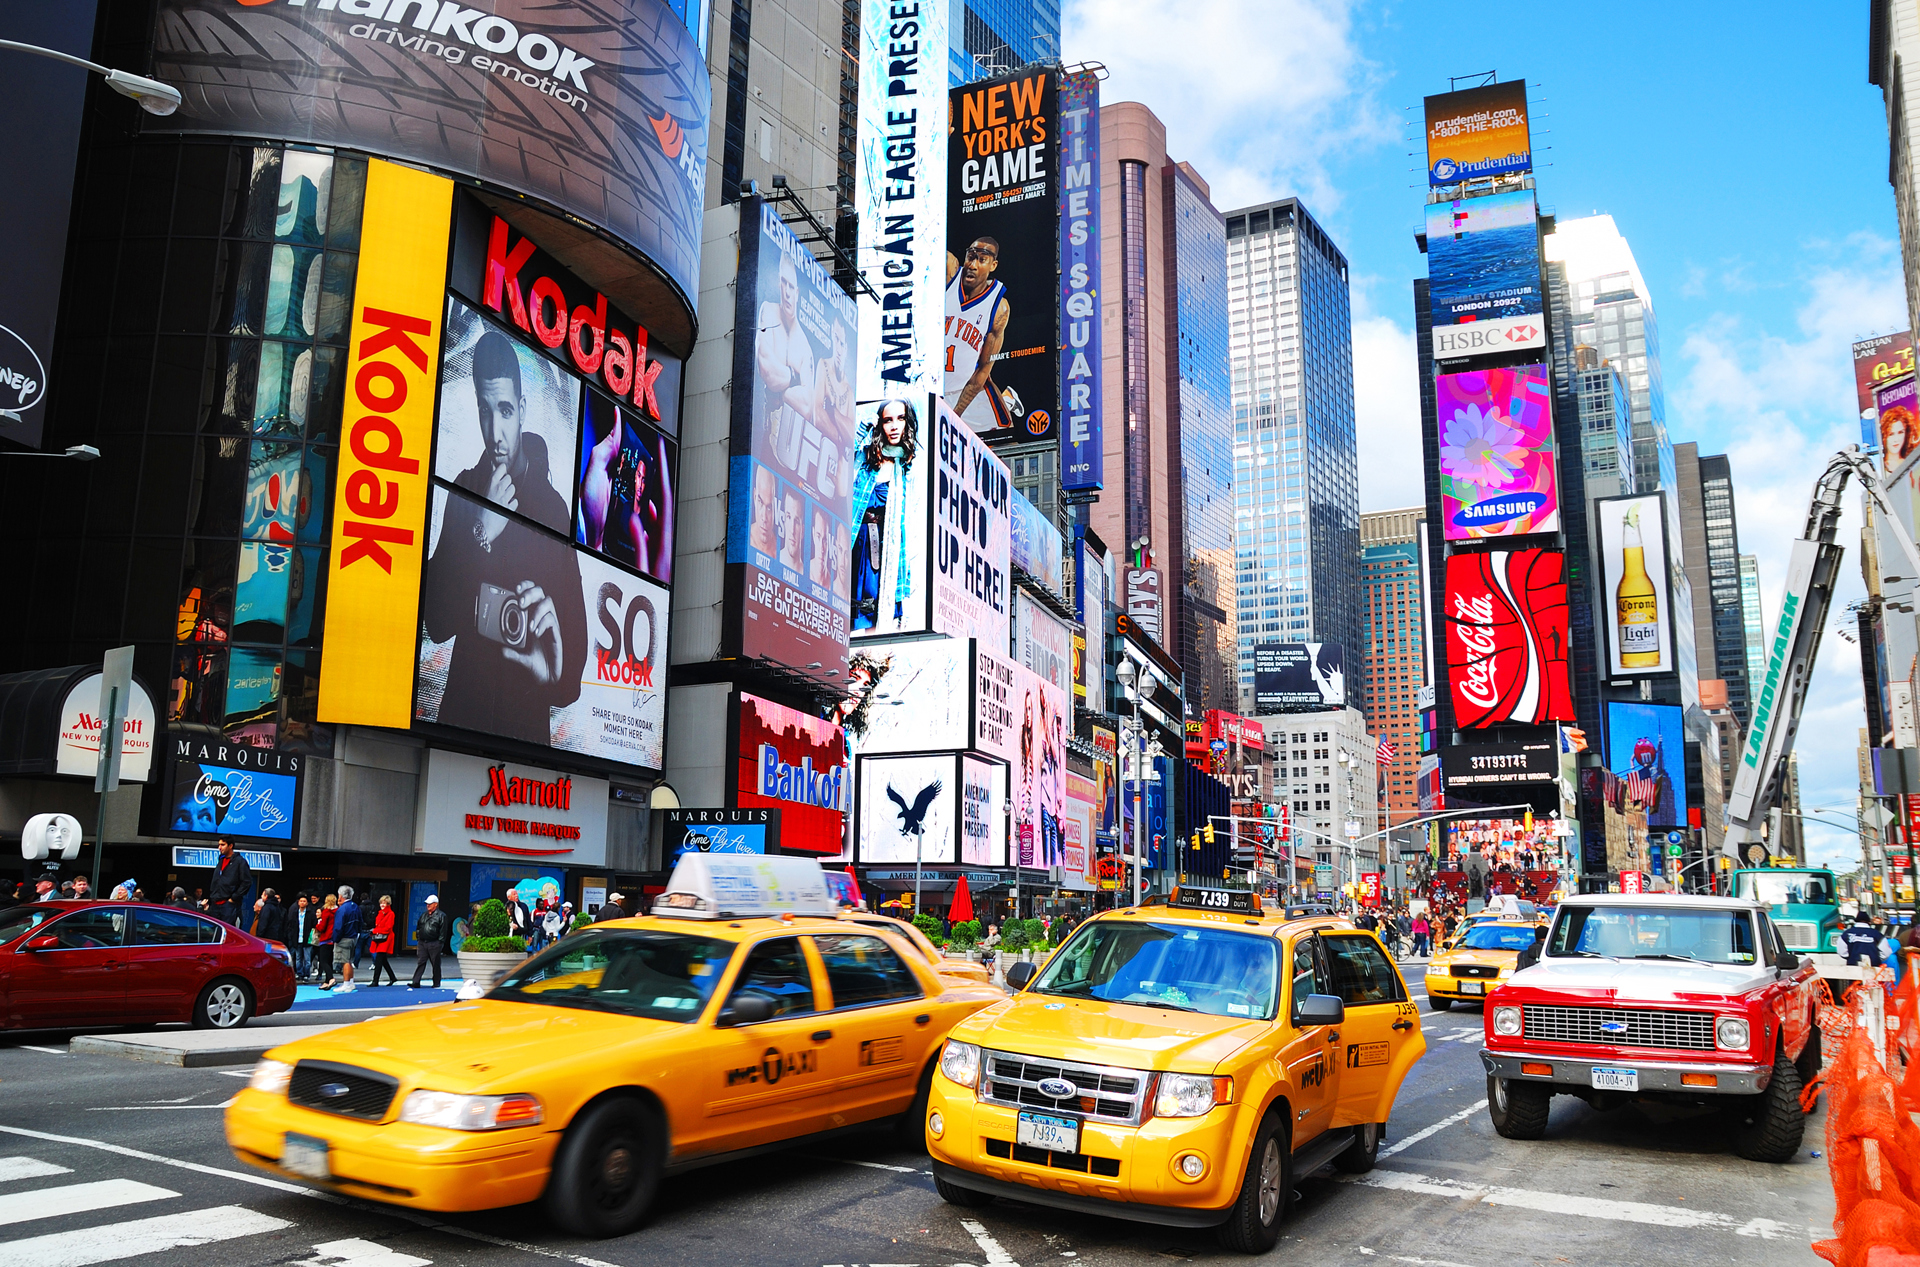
[94,646,133,794]
[1666,830,1685,845]
[1313,863,1334,886]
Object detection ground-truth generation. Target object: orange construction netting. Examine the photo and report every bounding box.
[1813,960,1920,1266]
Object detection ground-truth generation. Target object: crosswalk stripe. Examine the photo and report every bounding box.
[1348,1168,1817,1240]
[0,1178,176,1227]
[0,1204,292,1267]
[0,1157,72,1183]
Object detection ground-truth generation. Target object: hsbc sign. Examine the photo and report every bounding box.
[1433,313,1545,356]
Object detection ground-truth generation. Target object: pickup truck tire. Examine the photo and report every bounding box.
[1216,1112,1290,1254]
[1428,995,1454,1012]
[544,1095,664,1238]
[1331,1121,1381,1174]
[1487,1075,1551,1140]
[934,1174,996,1208]
[1729,1048,1805,1163]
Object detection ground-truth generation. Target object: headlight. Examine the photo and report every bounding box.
[1492,1006,1522,1037]
[247,1058,292,1095]
[1424,964,1446,976]
[398,1090,544,1131]
[1154,1073,1231,1119]
[940,1040,981,1089]
[1716,1017,1750,1051]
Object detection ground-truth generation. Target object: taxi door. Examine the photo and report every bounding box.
[804,931,937,1121]
[1276,932,1337,1144]
[1319,931,1422,1129]
[681,934,840,1157]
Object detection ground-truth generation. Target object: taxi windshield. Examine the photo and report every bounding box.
[1032,921,1278,1020]
[1548,906,1758,964]
[1735,872,1833,907]
[0,906,56,945]
[1461,925,1538,951]
[492,930,734,1021]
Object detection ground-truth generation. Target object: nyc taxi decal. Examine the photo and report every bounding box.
[726,1046,818,1087]
[859,1036,904,1066]
[1300,1054,1327,1089]
[1346,1042,1390,1068]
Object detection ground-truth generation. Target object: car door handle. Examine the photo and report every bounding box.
[811,1030,833,1042]
[915,1014,931,1026]
[1392,1020,1416,1031]
[1326,1030,1340,1043]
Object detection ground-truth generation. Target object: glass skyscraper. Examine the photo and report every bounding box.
[1224,199,1362,712]
[1741,554,1767,686]
[950,0,1061,83]
[1171,167,1235,716]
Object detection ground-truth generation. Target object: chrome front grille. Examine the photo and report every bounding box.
[981,1050,1150,1125]
[1451,964,1499,979]
[1778,922,1819,950]
[1522,1004,1715,1051]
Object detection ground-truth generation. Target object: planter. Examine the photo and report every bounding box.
[454,950,525,993]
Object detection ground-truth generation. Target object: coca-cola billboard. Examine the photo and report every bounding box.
[1445,549,1573,728]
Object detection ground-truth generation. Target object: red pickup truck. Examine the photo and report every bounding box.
[1479,894,1820,1162]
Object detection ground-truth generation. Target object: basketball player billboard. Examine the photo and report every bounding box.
[947,69,1059,443]
[727,195,858,683]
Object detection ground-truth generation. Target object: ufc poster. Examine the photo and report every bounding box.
[1445,549,1573,728]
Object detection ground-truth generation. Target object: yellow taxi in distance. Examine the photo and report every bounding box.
[224,856,1004,1237]
[1424,920,1542,1011]
[925,887,1426,1254]
[847,911,996,988]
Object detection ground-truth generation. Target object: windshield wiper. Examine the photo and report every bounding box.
[1632,953,1701,962]
[1118,995,1203,1013]
[1550,950,1613,960]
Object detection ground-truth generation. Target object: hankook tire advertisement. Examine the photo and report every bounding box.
[151,0,709,306]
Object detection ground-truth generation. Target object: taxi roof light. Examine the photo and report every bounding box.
[651,854,838,922]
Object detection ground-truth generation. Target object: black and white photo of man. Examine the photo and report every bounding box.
[419,328,587,746]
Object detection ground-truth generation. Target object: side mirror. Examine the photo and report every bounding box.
[1293,992,1344,1028]
[1776,952,1800,973]
[1006,961,1037,991]
[21,935,58,952]
[717,992,776,1027]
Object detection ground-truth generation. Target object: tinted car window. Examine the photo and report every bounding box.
[1289,936,1324,1009]
[812,933,922,1009]
[1321,934,1407,1005]
[0,906,56,945]
[133,908,220,946]
[494,929,732,1022]
[44,908,128,950]
[727,936,817,1019]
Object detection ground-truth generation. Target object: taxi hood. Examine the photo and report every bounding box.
[953,992,1266,1074]
[266,999,683,1091]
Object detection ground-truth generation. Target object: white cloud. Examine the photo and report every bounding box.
[1061,0,1394,212]
[1351,302,1422,511]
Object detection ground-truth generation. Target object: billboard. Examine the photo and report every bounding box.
[1438,740,1560,810]
[850,397,932,636]
[947,69,1058,441]
[1425,81,1532,186]
[1444,549,1573,728]
[733,692,848,854]
[859,753,960,864]
[1436,364,1559,539]
[415,749,610,866]
[317,160,454,728]
[663,808,779,868]
[931,400,1013,648]
[1009,492,1064,595]
[1126,568,1164,645]
[151,0,710,309]
[573,388,679,583]
[1253,643,1345,711]
[1877,376,1919,474]
[854,0,946,400]
[962,754,1009,867]
[974,646,1068,869]
[727,197,858,681]
[1426,190,1544,357]
[1595,494,1676,676]
[1059,69,1104,495]
[1016,591,1072,694]
[1606,701,1687,831]
[1854,332,1913,450]
[851,638,973,755]
[166,740,303,843]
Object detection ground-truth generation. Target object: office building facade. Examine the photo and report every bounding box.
[1224,199,1362,713]
[951,0,1062,82]
[1263,707,1379,882]
[1741,554,1768,686]
[1574,353,1634,500]
[1361,508,1426,829]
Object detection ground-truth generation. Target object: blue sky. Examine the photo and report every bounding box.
[1062,0,1906,871]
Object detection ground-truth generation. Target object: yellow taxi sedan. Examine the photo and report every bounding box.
[1424,920,1541,1011]
[224,857,1003,1237]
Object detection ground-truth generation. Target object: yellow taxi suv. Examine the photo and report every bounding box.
[225,856,1004,1237]
[1424,920,1543,1011]
[925,887,1426,1254]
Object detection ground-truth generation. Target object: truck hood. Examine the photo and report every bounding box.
[952,994,1265,1073]
[265,1000,679,1092]
[1508,956,1773,1000]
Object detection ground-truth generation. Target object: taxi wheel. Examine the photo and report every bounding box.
[934,1173,996,1208]
[1428,995,1453,1012]
[894,1061,936,1151]
[193,979,253,1029]
[545,1096,664,1237]
[1331,1121,1381,1174]
[1216,1113,1289,1254]
[1486,1075,1551,1140]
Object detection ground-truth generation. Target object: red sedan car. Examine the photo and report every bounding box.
[0,900,297,1030]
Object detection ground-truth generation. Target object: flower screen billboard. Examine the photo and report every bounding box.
[1437,364,1559,540]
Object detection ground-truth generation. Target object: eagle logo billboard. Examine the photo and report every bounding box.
[1445,549,1573,728]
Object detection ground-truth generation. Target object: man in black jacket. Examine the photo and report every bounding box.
[409,893,450,988]
[251,889,289,944]
[208,838,252,926]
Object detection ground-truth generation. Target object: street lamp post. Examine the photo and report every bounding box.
[1115,660,1163,909]
[0,39,182,115]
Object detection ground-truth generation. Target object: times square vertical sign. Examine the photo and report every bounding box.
[856,0,948,400]
[1058,71,1103,496]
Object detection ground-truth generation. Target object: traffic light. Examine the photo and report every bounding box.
[1189,832,1201,853]
[1204,823,1216,845]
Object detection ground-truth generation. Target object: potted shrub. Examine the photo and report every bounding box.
[454,898,526,991]
[950,919,981,949]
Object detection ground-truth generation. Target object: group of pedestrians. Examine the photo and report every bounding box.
[1349,906,1439,959]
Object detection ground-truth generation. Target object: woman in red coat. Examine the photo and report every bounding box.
[368,894,400,987]
[313,894,338,989]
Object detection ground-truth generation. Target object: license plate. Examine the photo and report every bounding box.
[1458,980,1484,995]
[1015,1111,1079,1154]
[282,1133,331,1180]
[1590,1067,1639,1092]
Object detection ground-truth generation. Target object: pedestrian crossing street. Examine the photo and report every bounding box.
[0,1150,431,1267]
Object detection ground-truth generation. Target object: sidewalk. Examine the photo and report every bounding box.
[289,981,464,1011]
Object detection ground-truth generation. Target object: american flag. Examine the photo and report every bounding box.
[1377,738,1396,763]
[1625,769,1657,808]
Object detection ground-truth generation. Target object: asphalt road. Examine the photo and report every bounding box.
[0,962,1837,1267]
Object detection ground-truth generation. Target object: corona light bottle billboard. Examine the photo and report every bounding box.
[1614,504,1661,668]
